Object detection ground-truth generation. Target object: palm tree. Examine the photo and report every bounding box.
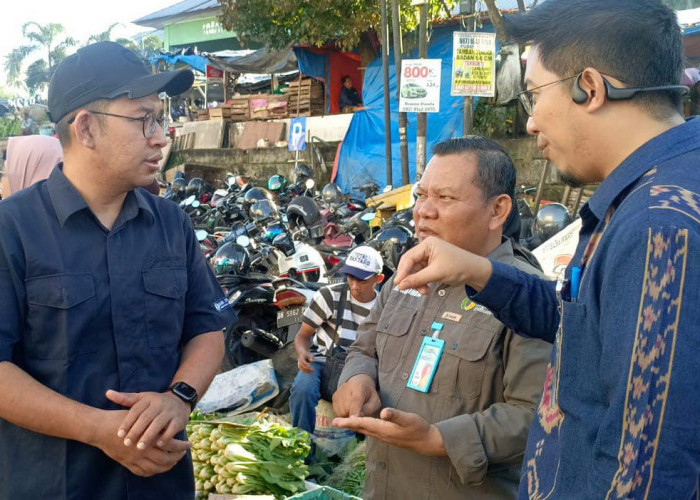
[21,22,76,72]
[4,45,35,87]
[87,25,163,59]
[88,23,121,44]
[3,22,76,93]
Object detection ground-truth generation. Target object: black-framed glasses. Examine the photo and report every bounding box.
[517,72,690,117]
[516,74,579,116]
[70,110,165,139]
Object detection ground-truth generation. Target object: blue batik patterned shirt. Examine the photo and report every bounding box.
[468,118,700,499]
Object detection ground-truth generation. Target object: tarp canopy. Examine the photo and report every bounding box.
[205,46,298,74]
[151,46,298,75]
[151,53,208,73]
[336,25,494,194]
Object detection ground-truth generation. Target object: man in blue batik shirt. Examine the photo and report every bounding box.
[0,42,235,498]
[393,0,700,498]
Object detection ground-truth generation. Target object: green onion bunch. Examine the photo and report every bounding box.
[187,419,311,498]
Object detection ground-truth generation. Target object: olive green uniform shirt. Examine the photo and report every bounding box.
[339,239,551,499]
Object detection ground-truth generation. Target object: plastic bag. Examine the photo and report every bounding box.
[196,360,279,414]
[313,400,355,457]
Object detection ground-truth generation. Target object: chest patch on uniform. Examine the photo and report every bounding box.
[393,285,423,298]
[461,298,476,311]
[441,311,463,323]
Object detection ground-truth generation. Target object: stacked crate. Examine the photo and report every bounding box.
[229,97,250,121]
[286,79,325,117]
[208,105,232,120]
[248,94,289,120]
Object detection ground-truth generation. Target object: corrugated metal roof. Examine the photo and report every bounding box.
[133,0,219,26]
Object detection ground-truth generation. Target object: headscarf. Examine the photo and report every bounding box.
[4,136,63,196]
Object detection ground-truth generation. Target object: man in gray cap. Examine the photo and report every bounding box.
[0,42,234,498]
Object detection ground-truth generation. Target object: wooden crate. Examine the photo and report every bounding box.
[248,94,289,120]
[287,78,325,117]
[229,97,250,121]
[208,106,232,119]
[172,133,195,151]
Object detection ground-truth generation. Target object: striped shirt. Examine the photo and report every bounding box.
[302,282,376,357]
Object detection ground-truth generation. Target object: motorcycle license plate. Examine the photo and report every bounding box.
[277,307,304,328]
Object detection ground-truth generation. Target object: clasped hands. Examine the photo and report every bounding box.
[92,389,192,477]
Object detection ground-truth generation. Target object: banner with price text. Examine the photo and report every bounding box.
[398,59,442,113]
[451,32,497,97]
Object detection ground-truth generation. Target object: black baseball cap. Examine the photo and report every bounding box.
[48,41,194,123]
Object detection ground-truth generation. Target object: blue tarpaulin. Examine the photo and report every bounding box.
[150,54,208,73]
[293,48,329,82]
[336,26,494,194]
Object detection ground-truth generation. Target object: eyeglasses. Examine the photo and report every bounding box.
[516,74,579,116]
[70,110,166,139]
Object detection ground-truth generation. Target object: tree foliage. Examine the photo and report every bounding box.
[218,0,455,51]
[4,20,164,96]
[88,23,121,44]
[86,24,163,60]
[25,59,49,96]
[3,22,76,96]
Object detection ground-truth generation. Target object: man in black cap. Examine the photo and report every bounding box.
[0,41,235,498]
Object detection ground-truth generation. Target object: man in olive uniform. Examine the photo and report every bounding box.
[333,137,551,499]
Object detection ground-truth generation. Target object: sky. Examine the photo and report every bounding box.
[0,0,178,96]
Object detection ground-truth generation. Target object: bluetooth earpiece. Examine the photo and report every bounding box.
[571,74,589,104]
[571,72,688,105]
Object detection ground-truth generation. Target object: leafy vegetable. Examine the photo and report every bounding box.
[187,417,311,498]
[325,441,367,497]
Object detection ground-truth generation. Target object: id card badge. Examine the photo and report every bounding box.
[407,323,445,393]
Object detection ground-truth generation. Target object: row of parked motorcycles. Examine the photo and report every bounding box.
[162,165,417,404]
[161,165,576,405]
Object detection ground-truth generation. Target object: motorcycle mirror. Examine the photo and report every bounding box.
[184,195,196,206]
[192,200,201,208]
[408,183,418,207]
[361,212,376,223]
[383,185,393,193]
[305,179,315,190]
[236,235,251,247]
[195,230,208,242]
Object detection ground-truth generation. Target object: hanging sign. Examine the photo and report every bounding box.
[399,59,442,113]
[451,32,497,97]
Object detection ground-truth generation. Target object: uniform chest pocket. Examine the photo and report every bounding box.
[375,305,417,373]
[143,266,188,348]
[437,322,498,400]
[25,273,97,359]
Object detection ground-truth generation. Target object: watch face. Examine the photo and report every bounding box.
[173,382,197,401]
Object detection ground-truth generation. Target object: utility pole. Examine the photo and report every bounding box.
[391,0,409,186]
[380,0,393,187]
[415,0,429,179]
[463,0,476,137]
